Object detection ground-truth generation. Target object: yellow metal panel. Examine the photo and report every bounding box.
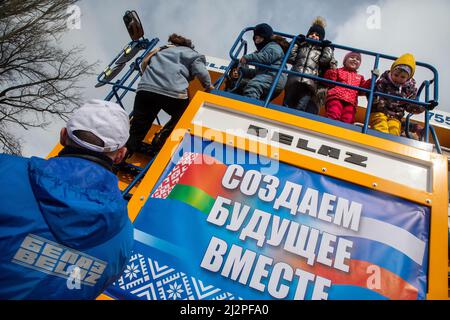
[199,92,434,162]
[46,144,63,159]
[126,91,448,300]
[127,91,441,206]
[426,154,449,299]
[190,126,434,205]
[126,93,205,222]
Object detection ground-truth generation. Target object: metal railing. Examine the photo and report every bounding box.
[98,38,159,117]
[95,37,161,200]
[96,28,443,201]
[215,27,441,153]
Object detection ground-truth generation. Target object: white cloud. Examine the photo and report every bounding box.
[332,0,450,111]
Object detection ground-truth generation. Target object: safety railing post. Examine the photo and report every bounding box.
[430,66,439,103]
[362,54,380,134]
[122,157,156,199]
[263,36,298,108]
[104,38,159,103]
[425,81,431,143]
[112,85,125,109]
[215,40,246,90]
[215,29,252,90]
[429,125,442,154]
[405,113,413,139]
[218,27,441,152]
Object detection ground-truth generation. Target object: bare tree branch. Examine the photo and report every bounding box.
[0,0,97,155]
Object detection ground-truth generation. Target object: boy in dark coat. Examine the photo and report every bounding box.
[238,23,287,101]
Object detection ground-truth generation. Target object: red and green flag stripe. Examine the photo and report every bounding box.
[167,155,235,214]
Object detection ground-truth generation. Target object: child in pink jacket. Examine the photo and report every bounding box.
[324,52,372,124]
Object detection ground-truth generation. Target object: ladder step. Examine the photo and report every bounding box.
[115,163,144,176]
[123,193,133,201]
[121,155,157,200]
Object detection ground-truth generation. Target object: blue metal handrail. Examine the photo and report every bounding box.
[95,37,162,200]
[215,38,249,89]
[264,35,297,108]
[217,27,440,152]
[100,38,160,103]
[122,157,156,199]
[404,79,442,148]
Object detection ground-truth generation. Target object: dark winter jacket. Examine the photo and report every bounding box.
[287,41,334,92]
[371,70,420,120]
[241,41,287,88]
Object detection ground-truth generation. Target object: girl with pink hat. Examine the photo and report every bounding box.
[323,52,376,124]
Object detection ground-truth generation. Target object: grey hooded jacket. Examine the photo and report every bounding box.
[287,41,334,92]
[137,45,212,99]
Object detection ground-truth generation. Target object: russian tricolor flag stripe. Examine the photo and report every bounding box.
[293,214,426,266]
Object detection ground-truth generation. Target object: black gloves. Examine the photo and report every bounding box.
[428,100,438,111]
[321,39,332,47]
[295,34,306,44]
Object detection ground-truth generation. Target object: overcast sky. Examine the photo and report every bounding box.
[16,0,450,157]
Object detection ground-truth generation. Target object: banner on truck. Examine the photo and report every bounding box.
[105,135,430,300]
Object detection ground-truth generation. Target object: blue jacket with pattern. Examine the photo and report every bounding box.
[0,154,134,300]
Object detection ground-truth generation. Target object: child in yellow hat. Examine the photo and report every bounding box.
[369,53,423,136]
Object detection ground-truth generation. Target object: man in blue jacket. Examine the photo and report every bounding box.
[0,99,134,299]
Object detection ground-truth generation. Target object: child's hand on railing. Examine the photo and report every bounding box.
[321,40,332,47]
[407,105,425,114]
[428,100,438,111]
[239,57,247,65]
[371,69,380,77]
[296,34,306,44]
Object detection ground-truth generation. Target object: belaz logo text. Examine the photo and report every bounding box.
[12,234,107,287]
[247,125,368,168]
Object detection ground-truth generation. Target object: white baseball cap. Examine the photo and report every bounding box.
[66,99,130,153]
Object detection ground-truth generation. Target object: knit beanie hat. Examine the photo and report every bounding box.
[391,53,416,79]
[307,17,326,41]
[254,23,274,41]
[344,52,362,65]
[253,23,273,51]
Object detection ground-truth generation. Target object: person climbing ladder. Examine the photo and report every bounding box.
[126,33,214,158]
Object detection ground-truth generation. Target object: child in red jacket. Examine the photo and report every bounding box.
[324,52,372,124]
